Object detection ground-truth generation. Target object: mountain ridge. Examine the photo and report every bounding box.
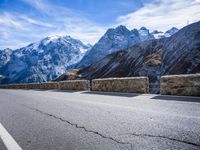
[0,35,91,83]
[0,25,179,84]
[69,25,178,70]
[56,21,200,94]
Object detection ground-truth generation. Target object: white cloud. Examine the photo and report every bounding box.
[117,0,200,31]
[0,0,107,49]
[20,0,107,44]
[0,13,23,30]
[20,0,48,12]
[20,16,55,28]
[2,0,199,50]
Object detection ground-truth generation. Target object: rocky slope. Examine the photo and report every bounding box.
[70,25,156,69]
[0,25,178,84]
[70,26,178,69]
[0,48,12,68]
[0,36,91,83]
[58,21,200,93]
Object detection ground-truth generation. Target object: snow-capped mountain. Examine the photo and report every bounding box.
[0,25,179,84]
[138,27,154,41]
[70,26,178,70]
[71,25,155,69]
[0,35,91,83]
[164,27,179,37]
[151,27,179,39]
[57,21,200,94]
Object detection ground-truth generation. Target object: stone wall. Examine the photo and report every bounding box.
[0,83,27,89]
[58,80,90,91]
[2,74,199,96]
[25,83,40,89]
[160,74,200,96]
[92,77,149,94]
[0,80,90,91]
[38,82,59,89]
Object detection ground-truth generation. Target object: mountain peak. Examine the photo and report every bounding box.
[0,34,91,83]
[138,27,154,41]
[47,35,61,40]
[105,25,130,37]
[140,27,148,31]
[170,27,178,30]
[39,35,82,46]
[106,25,130,35]
[116,25,129,30]
[164,27,178,37]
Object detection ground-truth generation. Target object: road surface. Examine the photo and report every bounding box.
[0,89,200,150]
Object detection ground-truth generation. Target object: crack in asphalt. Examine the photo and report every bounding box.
[23,105,200,149]
[23,105,133,149]
[123,133,200,147]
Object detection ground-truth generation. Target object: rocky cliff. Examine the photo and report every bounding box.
[57,21,200,94]
[70,25,175,69]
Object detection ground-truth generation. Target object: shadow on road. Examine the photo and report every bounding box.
[81,91,141,97]
[50,89,79,93]
[151,95,200,103]
[30,89,79,93]
[29,89,48,91]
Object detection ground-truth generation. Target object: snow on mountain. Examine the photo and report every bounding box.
[72,25,155,69]
[138,27,154,41]
[0,35,91,83]
[0,48,13,68]
[58,21,199,94]
[70,26,178,70]
[152,27,179,39]
[164,27,179,37]
[0,25,179,84]
[151,30,164,39]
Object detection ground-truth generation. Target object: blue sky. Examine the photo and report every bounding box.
[0,0,200,49]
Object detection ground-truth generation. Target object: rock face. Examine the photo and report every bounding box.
[160,74,200,96]
[160,24,200,75]
[0,25,178,84]
[78,39,164,93]
[69,26,178,70]
[54,69,81,81]
[92,77,149,93]
[0,36,91,84]
[0,48,12,68]
[58,21,200,94]
[71,25,155,69]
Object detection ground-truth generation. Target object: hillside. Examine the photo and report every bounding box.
[57,21,200,93]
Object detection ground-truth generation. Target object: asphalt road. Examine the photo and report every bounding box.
[0,89,200,150]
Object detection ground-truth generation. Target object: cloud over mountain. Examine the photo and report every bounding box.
[117,0,200,31]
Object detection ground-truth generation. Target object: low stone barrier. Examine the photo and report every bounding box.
[25,83,40,89]
[0,80,90,91]
[92,77,149,93]
[58,80,90,91]
[38,82,59,89]
[160,74,200,96]
[0,83,27,89]
[0,82,58,90]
